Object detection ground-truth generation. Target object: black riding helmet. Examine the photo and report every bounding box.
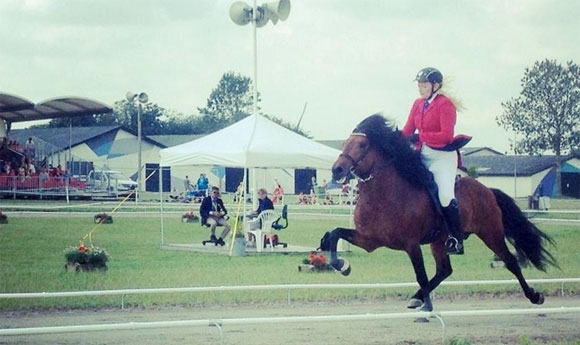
[414,67,443,84]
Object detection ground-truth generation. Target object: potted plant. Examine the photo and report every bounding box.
[232,230,246,256]
[181,211,199,223]
[64,244,110,272]
[94,213,113,224]
[298,251,334,272]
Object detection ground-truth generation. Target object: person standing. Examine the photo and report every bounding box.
[183,175,191,192]
[200,186,230,246]
[196,173,209,196]
[272,179,284,204]
[401,67,468,255]
[24,137,35,161]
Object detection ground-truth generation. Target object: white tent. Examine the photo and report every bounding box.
[159,114,341,169]
[157,114,347,252]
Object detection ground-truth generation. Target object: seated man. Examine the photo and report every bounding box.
[200,186,231,246]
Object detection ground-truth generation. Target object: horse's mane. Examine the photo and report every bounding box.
[353,114,433,190]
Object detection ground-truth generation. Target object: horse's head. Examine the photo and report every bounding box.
[332,113,432,189]
[332,133,375,183]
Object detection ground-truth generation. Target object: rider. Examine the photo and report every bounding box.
[401,67,465,255]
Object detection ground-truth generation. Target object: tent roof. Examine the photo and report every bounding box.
[159,115,342,169]
[0,93,112,123]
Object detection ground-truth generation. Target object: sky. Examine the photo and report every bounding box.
[1,0,579,154]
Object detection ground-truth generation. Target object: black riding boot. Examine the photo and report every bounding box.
[442,199,464,255]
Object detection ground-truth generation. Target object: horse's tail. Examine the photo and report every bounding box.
[491,188,558,271]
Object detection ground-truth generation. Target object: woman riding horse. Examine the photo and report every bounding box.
[320,113,557,312]
[402,67,466,255]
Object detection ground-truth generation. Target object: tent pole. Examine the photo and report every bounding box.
[160,165,165,246]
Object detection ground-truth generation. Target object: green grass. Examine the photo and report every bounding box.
[0,200,579,311]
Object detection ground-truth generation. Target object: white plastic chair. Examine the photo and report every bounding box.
[246,210,280,252]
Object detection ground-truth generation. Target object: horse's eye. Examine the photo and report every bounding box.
[358,142,368,150]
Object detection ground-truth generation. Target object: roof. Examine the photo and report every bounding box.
[148,134,204,148]
[461,155,573,176]
[317,140,343,151]
[9,126,124,151]
[0,93,112,123]
[461,147,504,156]
[159,115,342,169]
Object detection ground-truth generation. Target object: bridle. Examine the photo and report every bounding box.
[339,132,374,182]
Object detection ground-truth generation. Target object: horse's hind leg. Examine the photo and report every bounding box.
[480,235,545,305]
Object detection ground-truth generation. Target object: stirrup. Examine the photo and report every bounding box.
[445,237,464,255]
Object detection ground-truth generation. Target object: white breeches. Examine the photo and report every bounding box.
[420,145,457,207]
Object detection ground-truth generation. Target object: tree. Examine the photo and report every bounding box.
[197,71,255,133]
[46,111,118,127]
[112,100,166,135]
[496,59,580,196]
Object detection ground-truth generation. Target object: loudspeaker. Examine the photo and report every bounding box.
[126,91,137,102]
[126,91,149,103]
[229,1,252,26]
[138,92,148,103]
[262,0,290,24]
[254,6,269,27]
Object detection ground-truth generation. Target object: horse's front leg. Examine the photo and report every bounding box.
[405,245,434,312]
[319,228,356,276]
[408,243,453,310]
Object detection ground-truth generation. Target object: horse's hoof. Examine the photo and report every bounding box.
[332,258,351,276]
[407,298,423,309]
[338,258,351,276]
[532,293,545,305]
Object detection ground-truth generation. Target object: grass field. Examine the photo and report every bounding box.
[0,197,579,312]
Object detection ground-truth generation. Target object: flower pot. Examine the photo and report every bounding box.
[233,237,246,256]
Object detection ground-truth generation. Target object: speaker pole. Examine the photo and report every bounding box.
[253,0,258,123]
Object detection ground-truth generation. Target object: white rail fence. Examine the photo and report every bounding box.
[2,278,579,344]
[2,278,578,305]
[2,307,579,344]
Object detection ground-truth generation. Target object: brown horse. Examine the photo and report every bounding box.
[319,114,557,312]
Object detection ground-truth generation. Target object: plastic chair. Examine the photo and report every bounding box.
[271,204,288,231]
[246,210,280,252]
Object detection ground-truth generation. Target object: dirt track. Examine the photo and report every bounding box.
[2,295,579,345]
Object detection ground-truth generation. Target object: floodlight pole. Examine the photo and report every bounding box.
[137,101,143,203]
[252,0,258,122]
[126,91,148,203]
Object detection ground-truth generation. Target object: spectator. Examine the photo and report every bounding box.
[24,137,36,160]
[184,175,192,192]
[248,188,274,220]
[196,173,209,196]
[272,179,284,204]
[39,168,48,188]
[199,186,230,246]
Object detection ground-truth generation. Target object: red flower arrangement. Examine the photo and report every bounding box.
[64,244,109,272]
[299,251,333,271]
[182,211,199,222]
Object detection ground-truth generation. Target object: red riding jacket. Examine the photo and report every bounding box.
[401,94,457,149]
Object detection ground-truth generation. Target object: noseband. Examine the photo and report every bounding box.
[340,133,373,181]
